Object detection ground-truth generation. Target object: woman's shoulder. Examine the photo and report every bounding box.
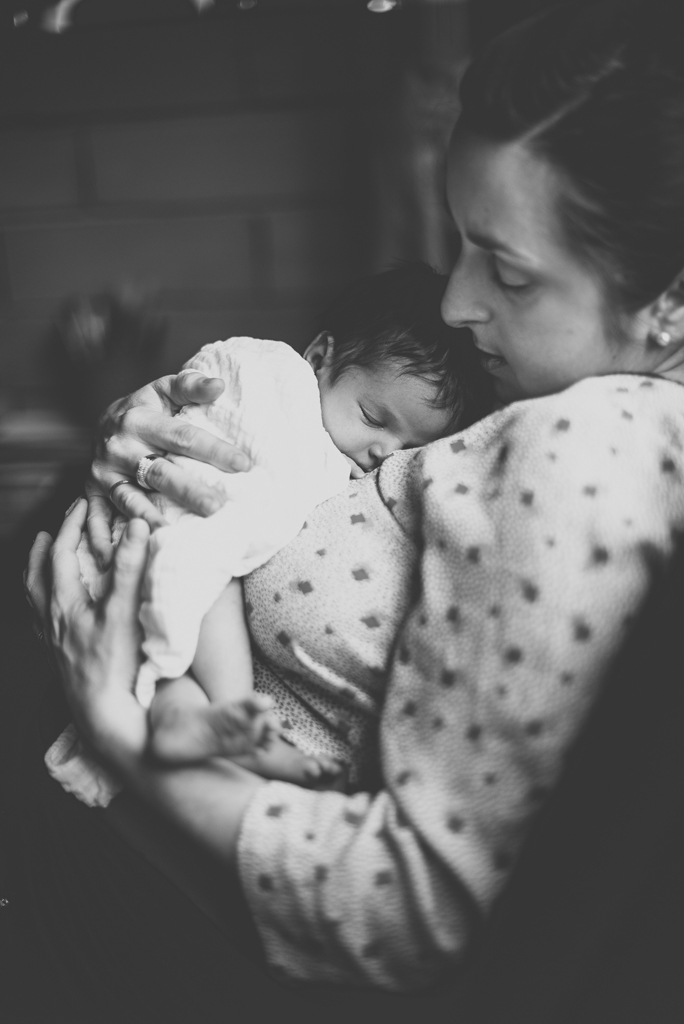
[420,372,684,513]
[512,372,684,423]
[559,372,681,405]
[469,373,684,451]
[380,374,684,535]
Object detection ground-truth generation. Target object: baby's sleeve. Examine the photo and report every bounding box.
[237,375,684,991]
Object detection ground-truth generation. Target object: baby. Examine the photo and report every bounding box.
[48,262,492,804]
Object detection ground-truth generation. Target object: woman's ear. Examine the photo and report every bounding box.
[303,332,334,374]
[646,271,684,347]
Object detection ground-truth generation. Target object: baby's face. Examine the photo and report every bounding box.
[317,361,453,473]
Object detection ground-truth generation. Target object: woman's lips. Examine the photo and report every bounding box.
[477,350,508,374]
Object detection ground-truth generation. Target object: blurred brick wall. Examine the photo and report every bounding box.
[0,4,406,412]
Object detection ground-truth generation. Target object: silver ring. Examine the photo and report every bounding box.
[136,454,160,491]
[109,478,131,503]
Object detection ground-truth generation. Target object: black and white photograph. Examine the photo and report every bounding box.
[1,2,682,1021]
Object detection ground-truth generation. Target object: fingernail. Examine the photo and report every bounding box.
[64,496,85,518]
[234,455,251,473]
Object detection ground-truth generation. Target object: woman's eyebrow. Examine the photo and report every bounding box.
[467,229,528,260]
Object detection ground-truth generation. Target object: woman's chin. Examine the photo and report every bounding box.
[492,376,522,405]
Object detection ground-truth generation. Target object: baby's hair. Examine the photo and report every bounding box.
[317,261,494,432]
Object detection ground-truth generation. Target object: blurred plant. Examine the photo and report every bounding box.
[48,291,168,430]
[59,295,110,364]
[41,0,83,32]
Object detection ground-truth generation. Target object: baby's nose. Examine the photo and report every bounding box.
[368,440,399,466]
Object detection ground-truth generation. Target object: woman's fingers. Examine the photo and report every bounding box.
[139,456,229,517]
[93,410,249,493]
[89,373,250,514]
[140,412,250,473]
[107,518,149,626]
[25,530,54,628]
[25,531,61,671]
[106,479,166,530]
[168,370,225,406]
[137,377,249,471]
[84,486,115,568]
[50,497,91,611]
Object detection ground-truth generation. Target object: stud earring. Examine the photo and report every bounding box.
[649,328,672,347]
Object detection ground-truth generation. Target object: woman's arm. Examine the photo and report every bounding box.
[27,501,265,871]
[86,370,252,567]
[29,378,684,993]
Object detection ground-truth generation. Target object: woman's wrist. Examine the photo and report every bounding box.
[78,685,149,779]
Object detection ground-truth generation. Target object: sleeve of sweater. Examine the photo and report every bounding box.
[237,374,684,992]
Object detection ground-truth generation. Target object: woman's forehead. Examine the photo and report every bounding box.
[446,134,565,257]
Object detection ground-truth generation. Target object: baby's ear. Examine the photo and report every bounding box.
[303,332,334,374]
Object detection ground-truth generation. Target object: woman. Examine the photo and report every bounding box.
[16,0,684,1017]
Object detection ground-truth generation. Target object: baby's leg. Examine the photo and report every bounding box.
[192,578,254,705]
[150,675,344,787]
[149,580,263,760]
[149,582,345,786]
[149,673,274,763]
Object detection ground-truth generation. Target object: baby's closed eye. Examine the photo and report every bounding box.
[360,406,384,429]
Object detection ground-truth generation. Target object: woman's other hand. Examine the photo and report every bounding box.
[27,501,264,867]
[26,499,150,763]
[87,371,252,567]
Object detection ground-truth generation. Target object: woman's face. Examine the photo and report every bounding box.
[441,134,647,403]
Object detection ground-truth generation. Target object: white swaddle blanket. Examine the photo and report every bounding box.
[46,337,351,806]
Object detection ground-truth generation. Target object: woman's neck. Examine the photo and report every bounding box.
[653,344,684,387]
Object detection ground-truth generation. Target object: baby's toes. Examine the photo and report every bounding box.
[303,754,348,791]
[208,698,276,756]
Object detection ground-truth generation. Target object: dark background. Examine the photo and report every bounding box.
[0,0,556,544]
[2,10,682,1024]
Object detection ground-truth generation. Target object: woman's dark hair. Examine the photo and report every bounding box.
[458,0,684,313]
[318,261,494,431]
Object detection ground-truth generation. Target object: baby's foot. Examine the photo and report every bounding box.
[150,696,348,790]
[232,736,348,790]
[150,694,277,763]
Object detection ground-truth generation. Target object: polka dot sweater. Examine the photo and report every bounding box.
[246,458,418,789]
[238,374,684,992]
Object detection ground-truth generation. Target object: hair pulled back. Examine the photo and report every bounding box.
[458,0,684,313]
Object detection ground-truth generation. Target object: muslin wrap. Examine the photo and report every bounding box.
[45,337,350,806]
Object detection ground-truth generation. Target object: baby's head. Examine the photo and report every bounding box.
[304,261,494,472]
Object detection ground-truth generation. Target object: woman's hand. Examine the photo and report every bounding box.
[26,499,151,765]
[26,499,265,867]
[87,371,252,568]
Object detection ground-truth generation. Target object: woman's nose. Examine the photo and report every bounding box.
[441,258,490,329]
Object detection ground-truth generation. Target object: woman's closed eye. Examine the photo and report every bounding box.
[491,255,533,291]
